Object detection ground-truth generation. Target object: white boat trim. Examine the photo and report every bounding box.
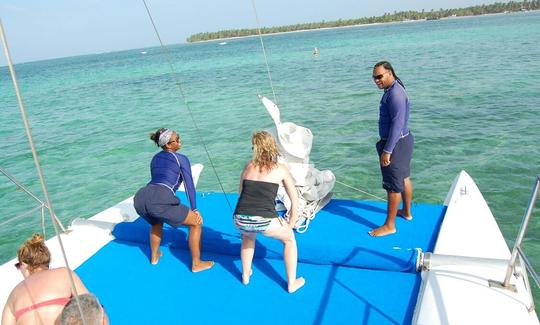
[413,170,539,324]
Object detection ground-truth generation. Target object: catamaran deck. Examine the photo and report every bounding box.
[76,192,446,324]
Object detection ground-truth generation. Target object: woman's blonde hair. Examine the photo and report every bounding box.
[17,234,50,272]
[252,131,281,172]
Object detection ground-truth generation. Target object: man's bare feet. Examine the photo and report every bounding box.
[368,225,396,237]
[242,269,253,285]
[192,260,214,273]
[288,277,305,293]
[397,209,413,221]
[151,251,163,265]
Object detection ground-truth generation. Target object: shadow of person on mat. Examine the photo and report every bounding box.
[112,218,189,263]
[181,227,286,288]
[169,226,243,277]
[252,256,289,290]
[198,227,286,288]
[112,219,292,287]
[322,199,385,228]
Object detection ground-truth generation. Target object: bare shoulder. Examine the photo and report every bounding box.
[241,161,255,177]
[10,280,24,296]
[50,266,71,274]
[2,289,15,318]
[242,160,256,172]
[277,163,291,175]
[48,267,80,280]
[277,162,289,170]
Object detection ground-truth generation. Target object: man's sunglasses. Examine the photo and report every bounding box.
[372,73,386,80]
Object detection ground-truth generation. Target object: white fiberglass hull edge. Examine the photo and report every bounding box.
[413,170,539,325]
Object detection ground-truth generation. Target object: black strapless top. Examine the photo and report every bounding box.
[234,179,279,218]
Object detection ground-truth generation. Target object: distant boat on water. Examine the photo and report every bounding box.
[140,51,147,54]
[219,42,227,45]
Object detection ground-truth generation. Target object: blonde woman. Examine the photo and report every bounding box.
[233,131,305,293]
[1,234,97,325]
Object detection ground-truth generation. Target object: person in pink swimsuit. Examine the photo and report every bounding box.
[1,234,102,324]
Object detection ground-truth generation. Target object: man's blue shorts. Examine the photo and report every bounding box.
[376,133,414,193]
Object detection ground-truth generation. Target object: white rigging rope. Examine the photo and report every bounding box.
[251,0,278,105]
[0,19,88,325]
[335,179,387,202]
[141,0,234,212]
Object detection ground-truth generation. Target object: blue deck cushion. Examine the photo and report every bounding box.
[77,240,422,325]
[112,192,445,272]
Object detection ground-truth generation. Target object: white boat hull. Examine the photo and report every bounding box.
[413,170,539,324]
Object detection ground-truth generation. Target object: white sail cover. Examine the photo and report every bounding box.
[260,96,335,232]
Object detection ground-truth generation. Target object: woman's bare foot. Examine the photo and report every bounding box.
[288,277,305,293]
[242,269,253,285]
[151,251,163,265]
[368,225,396,237]
[192,260,214,273]
[397,209,413,221]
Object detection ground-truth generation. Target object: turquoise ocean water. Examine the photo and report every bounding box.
[1,11,539,301]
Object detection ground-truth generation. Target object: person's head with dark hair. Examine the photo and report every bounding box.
[60,294,107,325]
[373,61,405,89]
[149,128,182,151]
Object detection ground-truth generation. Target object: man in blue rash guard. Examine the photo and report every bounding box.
[369,61,414,237]
[134,128,214,272]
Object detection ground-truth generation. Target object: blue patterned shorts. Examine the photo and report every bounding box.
[233,214,281,233]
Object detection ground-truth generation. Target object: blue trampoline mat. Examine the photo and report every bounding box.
[113,192,445,272]
[77,193,446,324]
[77,240,421,325]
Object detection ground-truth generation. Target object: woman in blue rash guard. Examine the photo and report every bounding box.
[134,128,214,272]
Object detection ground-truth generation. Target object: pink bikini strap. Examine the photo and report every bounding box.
[15,297,71,320]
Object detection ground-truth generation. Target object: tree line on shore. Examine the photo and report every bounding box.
[186,0,539,43]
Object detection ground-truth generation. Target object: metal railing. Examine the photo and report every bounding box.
[501,176,540,312]
[0,166,65,238]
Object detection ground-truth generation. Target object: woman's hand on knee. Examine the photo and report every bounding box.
[183,210,203,226]
[194,211,203,225]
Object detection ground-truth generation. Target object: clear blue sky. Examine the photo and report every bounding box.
[1,0,501,65]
